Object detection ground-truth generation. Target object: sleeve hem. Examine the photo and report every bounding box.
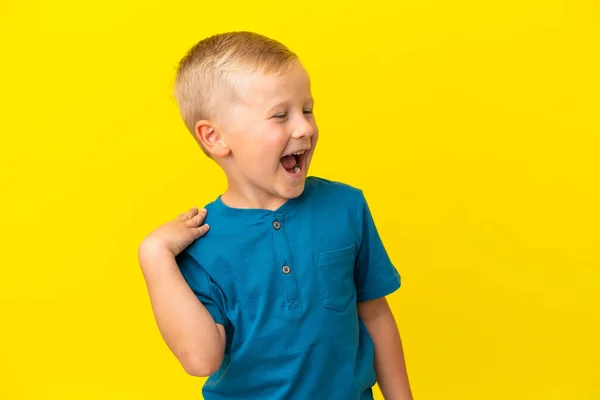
[202,303,227,326]
[357,273,401,302]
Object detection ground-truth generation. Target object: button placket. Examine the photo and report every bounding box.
[270,215,300,312]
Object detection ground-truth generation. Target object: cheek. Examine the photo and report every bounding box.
[311,119,319,136]
[234,123,289,166]
[311,126,320,146]
[243,137,283,169]
[259,131,288,155]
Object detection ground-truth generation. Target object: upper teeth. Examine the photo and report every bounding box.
[292,151,305,155]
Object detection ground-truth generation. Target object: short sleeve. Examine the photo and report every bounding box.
[176,252,227,327]
[354,192,401,302]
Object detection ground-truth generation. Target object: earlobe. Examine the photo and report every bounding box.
[195,120,230,158]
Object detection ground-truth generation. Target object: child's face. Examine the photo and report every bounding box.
[218,60,318,208]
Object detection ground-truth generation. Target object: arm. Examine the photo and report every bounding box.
[358,297,413,400]
[353,191,412,397]
[138,207,225,377]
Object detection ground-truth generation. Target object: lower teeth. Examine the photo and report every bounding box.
[294,165,300,171]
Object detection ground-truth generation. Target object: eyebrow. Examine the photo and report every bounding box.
[268,101,289,111]
[267,98,314,113]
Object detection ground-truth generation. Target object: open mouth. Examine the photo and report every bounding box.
[280,150,307,176]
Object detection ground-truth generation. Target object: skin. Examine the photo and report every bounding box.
[195,60,319,211]
[359,298,414,399]
[138,207,225,376]
[138,60,413,398]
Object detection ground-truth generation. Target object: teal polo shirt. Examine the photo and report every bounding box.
[176,177,401,399]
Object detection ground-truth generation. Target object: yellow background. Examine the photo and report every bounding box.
[1,0,599,399]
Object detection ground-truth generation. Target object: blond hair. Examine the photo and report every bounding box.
[174,31,298,136]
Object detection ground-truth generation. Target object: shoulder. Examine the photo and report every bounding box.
[306,176,365,204]
[303,177,370,230]
[177,198,228,266]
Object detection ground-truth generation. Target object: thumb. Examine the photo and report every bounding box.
[194,224,210,238]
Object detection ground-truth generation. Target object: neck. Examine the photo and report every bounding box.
[220,182,288,211]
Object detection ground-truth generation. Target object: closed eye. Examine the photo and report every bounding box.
[272,112,288,119]
[303,109,313,115]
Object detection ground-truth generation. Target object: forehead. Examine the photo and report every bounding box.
[233,61,313,106]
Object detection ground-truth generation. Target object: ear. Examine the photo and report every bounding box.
[194,120,230,158]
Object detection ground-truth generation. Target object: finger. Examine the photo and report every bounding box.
[177,207,198,221]
[185,208,207,227]
[194,224,210,238]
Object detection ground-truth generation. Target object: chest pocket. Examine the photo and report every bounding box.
[315,244,356,311]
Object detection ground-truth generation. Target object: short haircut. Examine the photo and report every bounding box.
[174,31,298,135]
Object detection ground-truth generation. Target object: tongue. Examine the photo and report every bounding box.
[280,155,297,170]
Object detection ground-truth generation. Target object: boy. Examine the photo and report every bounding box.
[138,31,413,399]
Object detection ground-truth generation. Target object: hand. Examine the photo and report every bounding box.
[140,207,210,259]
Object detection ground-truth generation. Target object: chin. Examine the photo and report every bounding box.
[277,178,306,199]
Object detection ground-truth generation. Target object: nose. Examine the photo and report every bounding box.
[292,114,317,139]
